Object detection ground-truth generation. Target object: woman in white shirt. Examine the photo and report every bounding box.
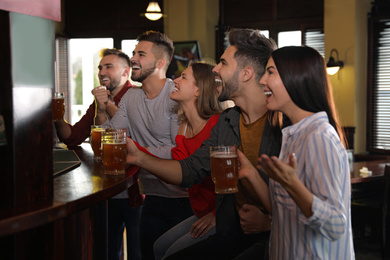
[238,46,355,259]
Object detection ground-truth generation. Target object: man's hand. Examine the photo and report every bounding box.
[126,137,141,166]
[238,204,271,234]
[92,86,110,113]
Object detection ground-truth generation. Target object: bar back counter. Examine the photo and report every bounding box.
[0,143,139,259]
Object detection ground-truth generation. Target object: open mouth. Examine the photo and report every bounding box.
[215,78,222,86]
[264,90,273,97]
[131,65,141,71]
[100,78,109,84]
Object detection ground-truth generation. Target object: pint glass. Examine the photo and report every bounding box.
[101,128,127,175]
[210,145,239,193]
[52,92,65,121]
[91,125,107,160]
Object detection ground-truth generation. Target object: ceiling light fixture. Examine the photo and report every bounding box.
[141,1,164,21]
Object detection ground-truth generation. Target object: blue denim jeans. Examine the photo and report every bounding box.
[108,198,142,260]
[140,195,193,260]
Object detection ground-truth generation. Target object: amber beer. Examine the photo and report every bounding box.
[52,92,64,121]
[90,125,107,160]
[101,129,127,175]
[210,146,239,193]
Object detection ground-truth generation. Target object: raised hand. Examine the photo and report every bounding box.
[257,153,297,187]
[92,86,110,113]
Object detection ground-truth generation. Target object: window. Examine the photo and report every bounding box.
[122,39,142,86]
[303,28,325,58]
[121,39,137,58]
[367,19,390,152]
[68,38,113,124]
[278,30,302,48]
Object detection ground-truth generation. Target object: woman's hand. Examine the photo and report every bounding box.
[257,153,297,187]
[258,153,314,218]
[190,212,216,238]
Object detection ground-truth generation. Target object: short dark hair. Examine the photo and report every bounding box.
[101,48,131,67]
[228,28,277,82]
[272,46,345,146]
[137,30,174,67]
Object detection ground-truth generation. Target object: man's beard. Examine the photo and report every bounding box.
[131,62,156,83]
[105,78,120,92]
[100,76,120,92]
[218,69,239,102]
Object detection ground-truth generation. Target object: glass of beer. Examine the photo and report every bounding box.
[52,92,65,121]
[101,128,127,175]
[210,145,239,194]
[91,125,107,160]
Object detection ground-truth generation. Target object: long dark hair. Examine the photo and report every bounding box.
[271,46,346,147]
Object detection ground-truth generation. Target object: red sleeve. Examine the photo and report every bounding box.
[132,140,158,158]
[171,135,189,160]
[60,102,96,148]
[61,82,133,148]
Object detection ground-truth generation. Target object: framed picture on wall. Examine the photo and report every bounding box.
[166,41,202,79]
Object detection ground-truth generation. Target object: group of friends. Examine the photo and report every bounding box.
[54,28,355,260]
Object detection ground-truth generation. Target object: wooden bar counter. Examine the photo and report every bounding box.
[351,159,387,184]
[0,143,139,260]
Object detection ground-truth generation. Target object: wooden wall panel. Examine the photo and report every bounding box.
[224,0,274,25]
[0,10,14,211]
[222,0,323,27]
[65,0,164,40]
[13,87,53,206]
[276,0,323,20]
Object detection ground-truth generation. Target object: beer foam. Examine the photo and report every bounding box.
[102,141,126,145]
[92,128,106,132]
[211,152,237,158]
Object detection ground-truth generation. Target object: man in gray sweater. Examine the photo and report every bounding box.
[95,31,193,260]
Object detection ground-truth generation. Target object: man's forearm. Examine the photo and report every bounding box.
[94,111,107,125]
[54,119,72,140]
[132,151,183,185]
[105,100,119,119]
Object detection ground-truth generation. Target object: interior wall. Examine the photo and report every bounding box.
[324,0,372,153]
[164,0,219,61]
[355,0,372,153]
[325,0,355,127]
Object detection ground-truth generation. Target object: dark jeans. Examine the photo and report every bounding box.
[108,198,142,260]
[165,231,270,260]
[140,195,193,260]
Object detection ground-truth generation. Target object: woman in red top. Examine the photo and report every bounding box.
[153,62,224,260]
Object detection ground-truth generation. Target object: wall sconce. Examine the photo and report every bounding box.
[326,49,344,75]
[141,1,164,21]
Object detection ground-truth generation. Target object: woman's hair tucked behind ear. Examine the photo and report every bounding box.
[271,46,346,147]
[175,61,223,122]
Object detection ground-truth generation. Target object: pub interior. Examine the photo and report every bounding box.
[0,0,389,259]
